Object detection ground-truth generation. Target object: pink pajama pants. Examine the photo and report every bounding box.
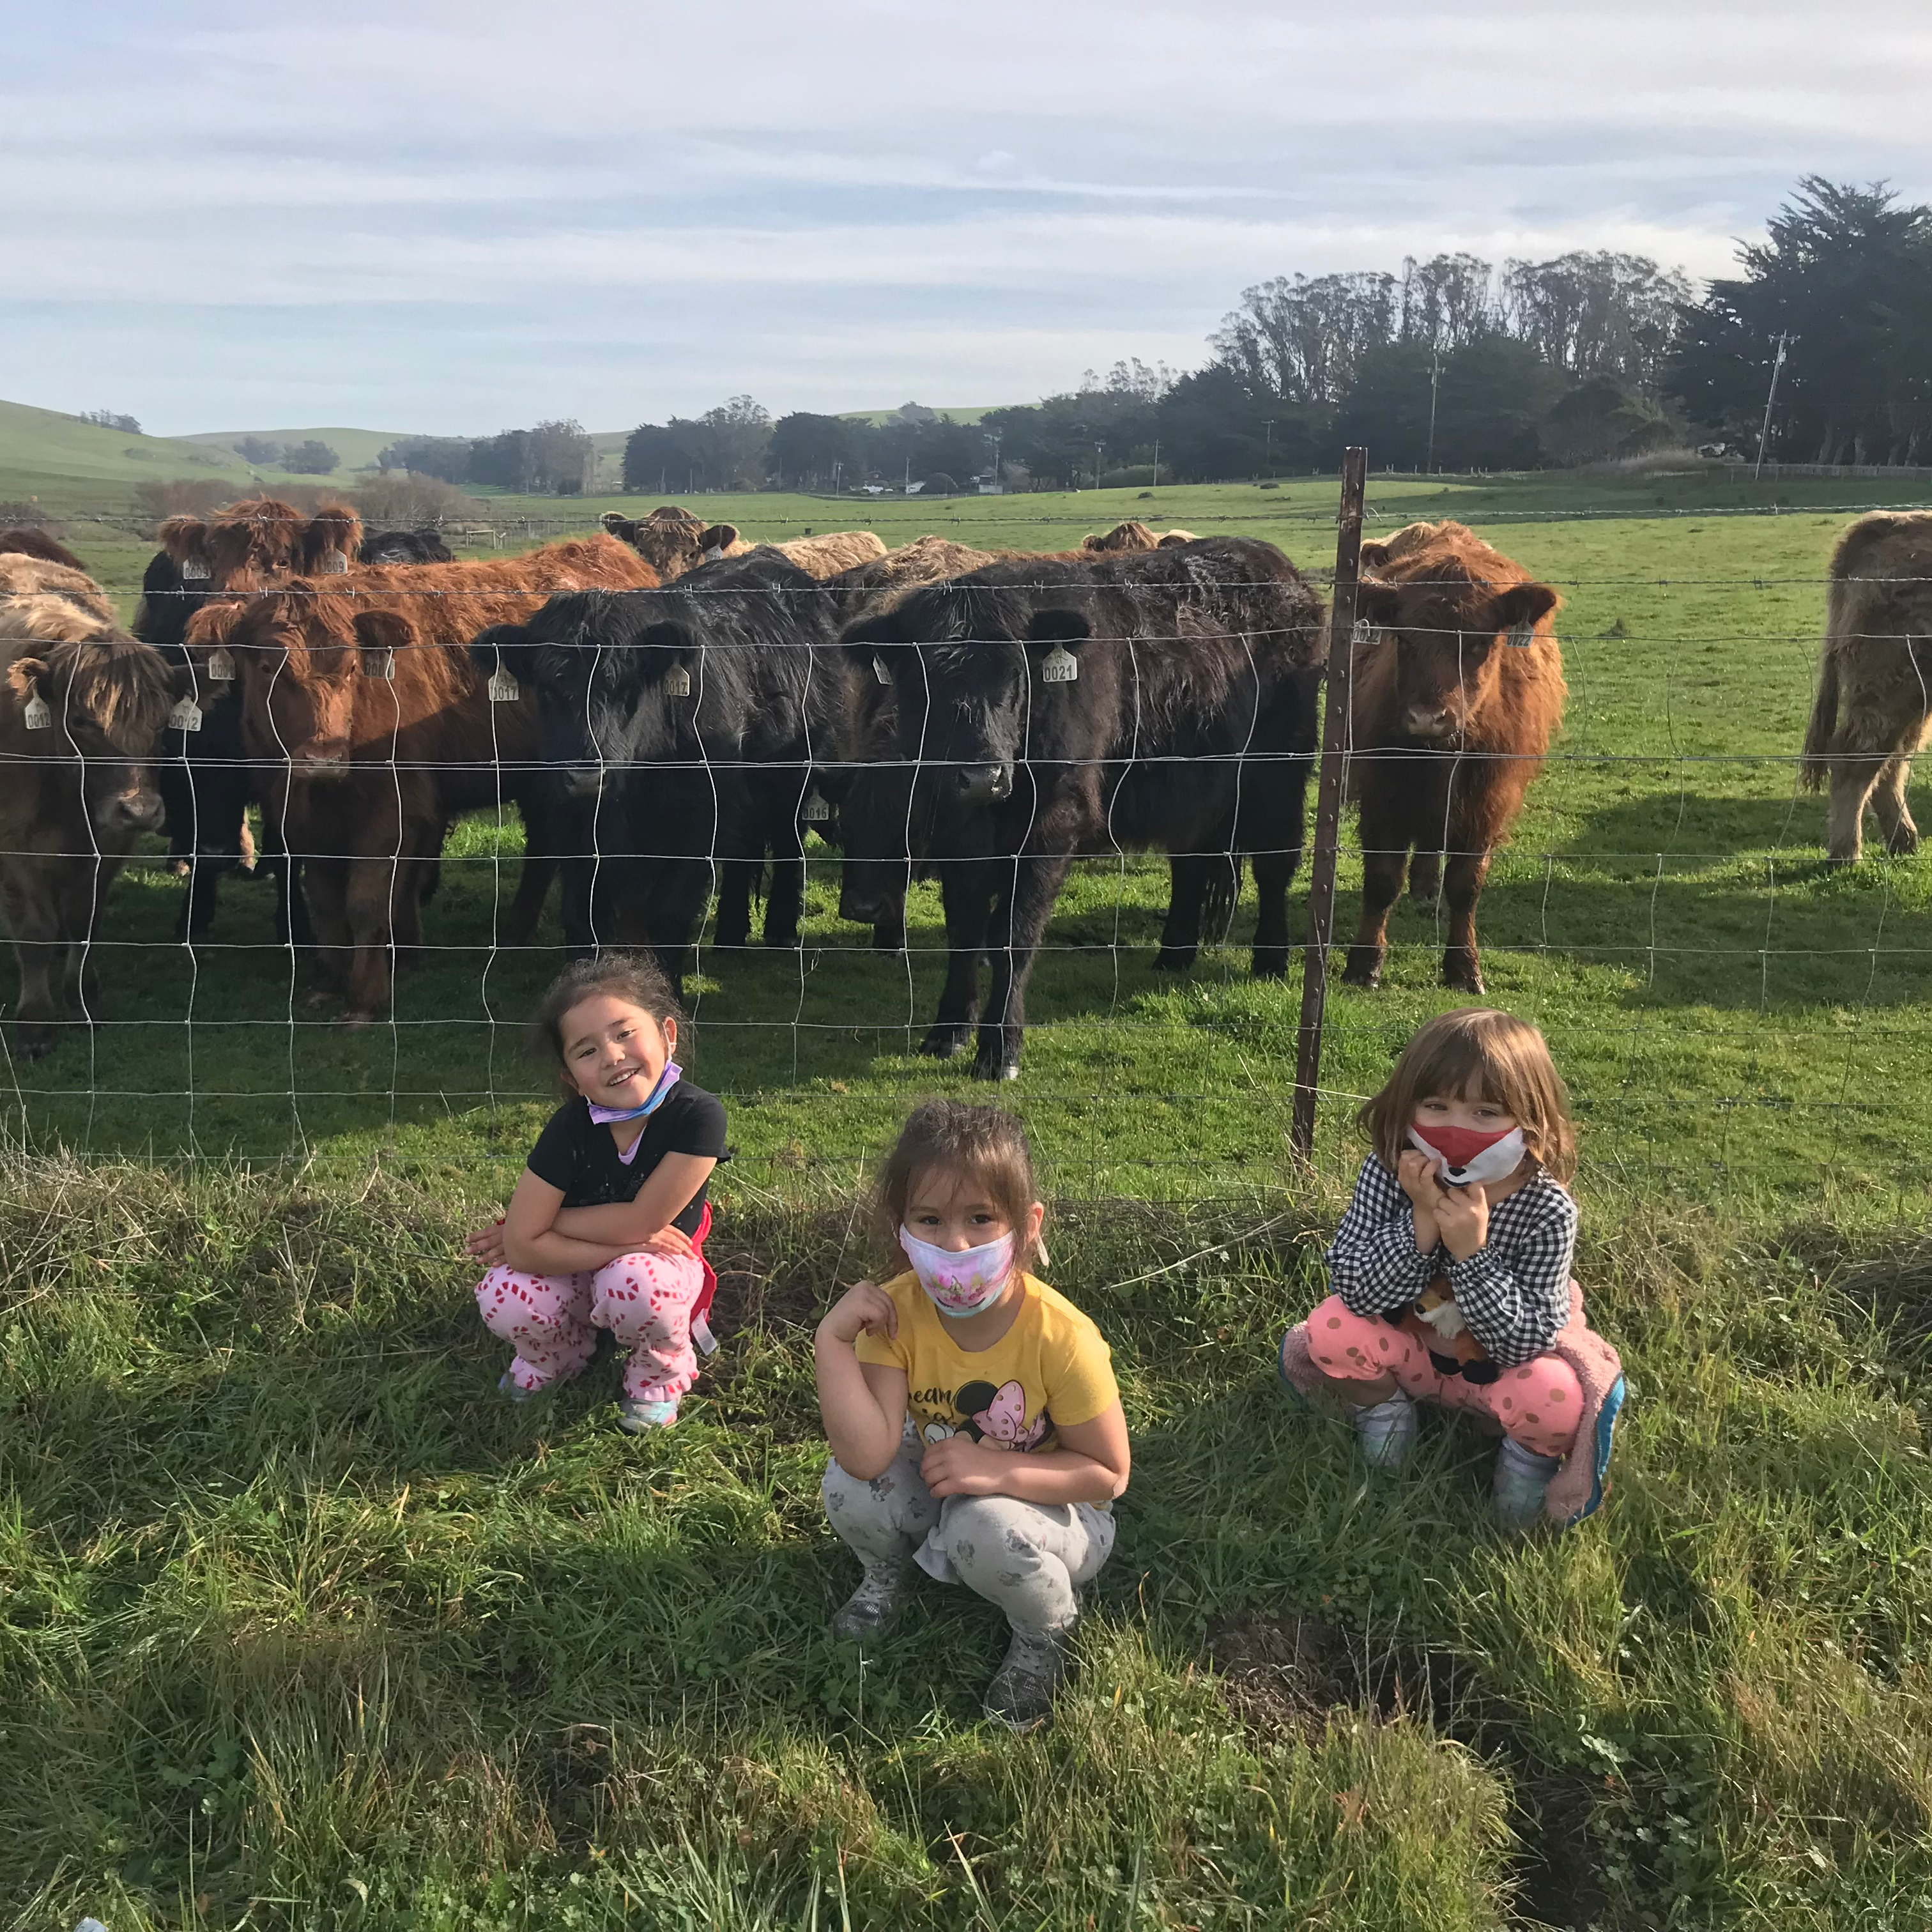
[476,1251,709,1403]
[1301,1293,1583,1460]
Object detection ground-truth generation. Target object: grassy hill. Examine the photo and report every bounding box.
[177,424,413,473]
[0,397,261,493]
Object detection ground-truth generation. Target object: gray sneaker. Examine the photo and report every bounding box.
[832,1562,910,1643]
[1493,1436,1563,1528]
[985,1623,1072,1731]
[1352,1390,1418,1469]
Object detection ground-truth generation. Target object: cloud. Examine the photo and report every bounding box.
[4,0,1928,431]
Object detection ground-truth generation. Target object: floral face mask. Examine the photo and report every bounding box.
[899,1225,1016,1318]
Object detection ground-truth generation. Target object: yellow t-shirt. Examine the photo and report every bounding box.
[855,1270,1119,1455]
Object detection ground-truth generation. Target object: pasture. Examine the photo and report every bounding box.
[5,469,1932,1929]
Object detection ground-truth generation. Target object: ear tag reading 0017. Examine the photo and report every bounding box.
[801,790,831,823]
[22,687,52,730]
[665,664,693,697]
[364,647,395,679]
[180,557,211,581]
[1038,645,1078,684]
[168,696,203,732]
[487,665,519,703]
[207,648,235,683]
[872,654,891,686]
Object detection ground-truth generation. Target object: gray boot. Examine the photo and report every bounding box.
[832,1561,911,1643]
[985,1622,1073,1731]
[1493,1434,1563,1528]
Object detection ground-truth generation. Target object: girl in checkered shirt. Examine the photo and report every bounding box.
[1287,1008,1598,1525]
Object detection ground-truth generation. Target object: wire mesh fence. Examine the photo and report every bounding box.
[3,475,1929,1210]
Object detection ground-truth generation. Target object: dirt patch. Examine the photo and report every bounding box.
[1510,1772,1612,1931]
[1205,1612,1353,1735]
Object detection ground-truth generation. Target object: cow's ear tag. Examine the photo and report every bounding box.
[1350,617,1376,648]
[1038,645,1078,684]
[871,654,891,686]
[801,789,831,824]
[1505,620,1536,649]
[179,556,211,581]
[703,546,724,562]
[665,664,693,697]
[168,695,203,732]
[321,551,349,575]
[487,665,519,703]
[22,687,51,730]
[363,647,395,679]
[207,648,235,683]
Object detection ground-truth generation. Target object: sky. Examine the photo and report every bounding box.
[5,0,1931,438]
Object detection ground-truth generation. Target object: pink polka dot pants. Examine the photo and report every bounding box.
[1302,1293,1582,1460]
[476,1250,709,1402]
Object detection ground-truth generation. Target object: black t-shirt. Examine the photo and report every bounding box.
[525,1081,728,1236]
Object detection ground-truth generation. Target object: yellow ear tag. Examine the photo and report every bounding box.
[207,648,235,682]
[1038,645,1078,684]
[665,664,692,696]
[168,696,203,732]
[22,688,52,730]
[487,666,519,703]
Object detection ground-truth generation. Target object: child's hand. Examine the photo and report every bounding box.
[1396,1151,1443,1247]
[817,1280,898,1349]
[920,1433,1009,1498]
[1434,1181,1489,1261]
[466,1218,508,1266]
[641,1226,696,1260]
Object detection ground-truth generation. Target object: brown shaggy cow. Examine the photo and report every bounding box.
[1802,512,1932,863]
[188,534,658,1020]
[0,528,88,572]
[601,509,752,578]
[150,495,362,598]
[770,530,887,577]
[0,556,181,1056]
[1080,520,1199,553]
[1341,521,1565,994]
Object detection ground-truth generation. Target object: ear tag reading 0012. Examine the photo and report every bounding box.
[364,647,395,679]
[872,654,891,686]
[801,790,831,823]
[487,665,519,703]
[207,648,235,683]
[1038,645,1078,684]
[22,687,51,730]
[168,696,203,732]
[665,664,693,697]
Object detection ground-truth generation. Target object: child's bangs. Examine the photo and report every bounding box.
[1409,1028,1503,1107]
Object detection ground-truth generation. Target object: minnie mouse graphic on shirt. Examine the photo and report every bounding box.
[917,1378,1052,1451]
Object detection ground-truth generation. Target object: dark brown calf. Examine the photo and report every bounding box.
[1340,521,1565,995]
[190,535,659,1020]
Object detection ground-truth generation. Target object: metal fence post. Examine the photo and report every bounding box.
[1291,446,1368,1162]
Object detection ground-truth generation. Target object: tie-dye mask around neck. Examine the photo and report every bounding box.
[1407,1120,1528,1188]
[586,1061,681,1126]
[898,1225,1017,1319]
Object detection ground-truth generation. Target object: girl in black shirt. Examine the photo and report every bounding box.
[466,954,727,1431]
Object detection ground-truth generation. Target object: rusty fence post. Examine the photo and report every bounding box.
[1290,446,1368,1162]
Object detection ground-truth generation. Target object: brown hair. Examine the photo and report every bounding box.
[873,1100,1044,1275]
[529,952,684,1100]
[1359,1008,1576,1184]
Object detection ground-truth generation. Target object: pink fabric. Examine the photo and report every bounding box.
[477,1249,709,1402]
[1280,1282,1624,1522]
[1300,1294,1581,1458]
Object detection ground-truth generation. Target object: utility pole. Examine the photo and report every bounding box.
[1151,438,1159,489]
[1755,331,1797,480]
[990,429,1003,492]
[1094,440,1104,490]
[1425,343,1443,475]
[1263,419,1275,478]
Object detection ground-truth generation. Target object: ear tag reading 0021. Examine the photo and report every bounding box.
[180,557,211,581]
[487,666,519,703]
[664,664,693,697]
[872,654,891,686]
[1038,645,1078,684]
[364,647,395,679]
[168,696,203,732]
[801,790,831,823]
[22,687,52,730]
[207,648,235,683]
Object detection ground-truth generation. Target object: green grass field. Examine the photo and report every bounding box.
[5,469,1932,1928]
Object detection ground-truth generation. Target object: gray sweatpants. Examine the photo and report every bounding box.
[822,1429,1116,1636]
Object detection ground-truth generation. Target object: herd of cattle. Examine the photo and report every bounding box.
[1,497,1928,1075]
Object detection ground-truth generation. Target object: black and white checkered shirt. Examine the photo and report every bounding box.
[1325,1153,1577,1366]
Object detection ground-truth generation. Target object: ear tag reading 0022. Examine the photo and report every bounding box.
[1505,620,1536,649]
[487,666,519,703]
[1038,645,1078,684]
[22,687,52,730]
[665,664,693,697]
[207,648,235,683]
[168,696,203,732]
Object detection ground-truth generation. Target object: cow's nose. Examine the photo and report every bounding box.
[1404,706,1452,740]
[564,765,604,799]
[956,762,1013,806]
[118,790,165,831]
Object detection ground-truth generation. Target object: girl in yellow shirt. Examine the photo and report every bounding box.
[815,1100,1131,1731]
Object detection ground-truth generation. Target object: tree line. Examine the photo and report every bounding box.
[358,176,1932,494]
